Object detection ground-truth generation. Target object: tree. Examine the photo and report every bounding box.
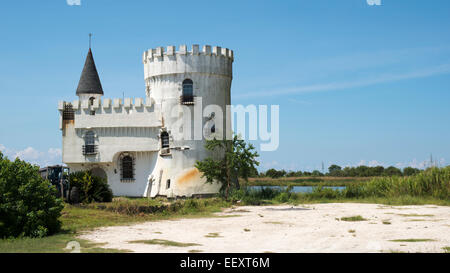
[265,168,286,178]
[384,166,402,176]
[195,136,259,199]
[286,171,302,177]
[371,166,385,176]
[328,165,342,176]
[403,167,421,176]
[0,152,64,238]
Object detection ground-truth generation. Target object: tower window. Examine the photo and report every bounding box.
[181,79,194,104]
[83,131,97,155]
[166,179,171,189]
[211,124,216,133]
[63,103,74,121]
[89,97,95,115]
[161,131,170,148]
[121,155,134,180]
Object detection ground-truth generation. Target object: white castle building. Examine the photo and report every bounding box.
[58,44,234,197]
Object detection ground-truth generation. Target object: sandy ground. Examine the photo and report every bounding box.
[78,203,450,253]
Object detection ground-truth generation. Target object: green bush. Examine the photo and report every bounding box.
[228,186,286,205]
[68,171,113,203]
[0,152,64,238]
[275,192,291,203]
[309,186,342,199]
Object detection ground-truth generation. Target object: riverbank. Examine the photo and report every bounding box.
[79,203,450,253]
[244,176,372,187]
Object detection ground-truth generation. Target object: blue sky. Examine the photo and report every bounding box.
[1,0,449,171]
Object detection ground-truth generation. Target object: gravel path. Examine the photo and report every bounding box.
[78,203,450,253]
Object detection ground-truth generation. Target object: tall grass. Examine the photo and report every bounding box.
[344,167,450,199]
[234,167,450,205]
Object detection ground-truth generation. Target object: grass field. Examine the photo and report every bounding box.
[0,197,231,253]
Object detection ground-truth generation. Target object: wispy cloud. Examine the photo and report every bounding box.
[236,63,450,99]
[66,0,81,6]
[259,157,447,173]
[0,144,62,167]
[287,98,311,105]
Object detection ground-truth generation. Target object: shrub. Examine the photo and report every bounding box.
[275,192,291,203]
[0,152,64,238]
[340,167,450,199]
[309,186,341,199]
[68,171,113,203]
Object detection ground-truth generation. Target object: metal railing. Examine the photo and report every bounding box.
[180,95,195,105]
[82,145,98,155]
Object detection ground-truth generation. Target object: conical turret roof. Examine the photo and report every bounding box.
[76,48,104,95]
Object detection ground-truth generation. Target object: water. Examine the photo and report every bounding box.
[248,185,346,193]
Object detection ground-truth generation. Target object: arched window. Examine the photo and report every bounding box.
[89,97,95,115]
[121,155,134,180]
[161,131,170,148]
[181,79,194,104]
[83,131,96,155]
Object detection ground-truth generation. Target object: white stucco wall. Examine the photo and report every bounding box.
[67,151,158,197]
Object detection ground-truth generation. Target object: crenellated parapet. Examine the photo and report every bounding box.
[143,44,234,63]
[58,97,161,129]
[59,97,154,112]
[143,45,233,79]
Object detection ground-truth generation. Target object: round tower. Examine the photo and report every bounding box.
[142,44,234,197]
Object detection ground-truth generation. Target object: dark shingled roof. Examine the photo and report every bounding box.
[76,48,104,95]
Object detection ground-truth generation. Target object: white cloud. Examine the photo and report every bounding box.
[353,160,384,167]
[15,147,41,161]
[262,160,280,169]
[396,159,429,169]
[236,63,450,99]
[287,98,310,105]
[367,160,384,167]
[67,0,81,6]
[48,148,62,158]
[257,157,448,173]
[0,144,62,167]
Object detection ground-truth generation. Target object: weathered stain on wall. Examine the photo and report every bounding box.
[176,168,201,185]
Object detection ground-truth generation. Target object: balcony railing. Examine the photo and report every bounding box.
[180,95,195,105]
[82,145,98,156]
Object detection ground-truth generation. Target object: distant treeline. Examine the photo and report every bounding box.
[257,165,423,178]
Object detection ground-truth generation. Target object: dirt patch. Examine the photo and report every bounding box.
[79,203,450,253]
